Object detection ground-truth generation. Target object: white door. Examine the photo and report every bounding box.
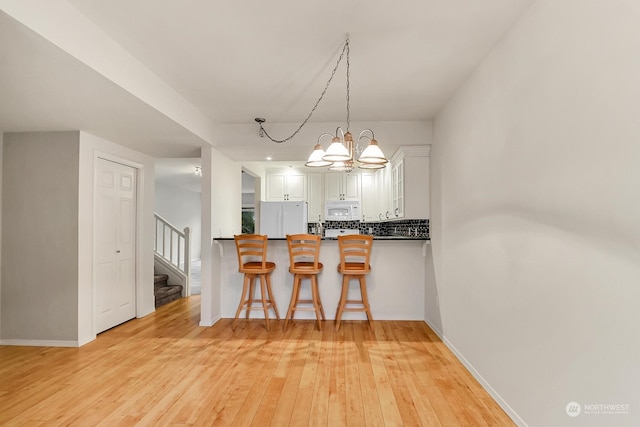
[95,158,137,333]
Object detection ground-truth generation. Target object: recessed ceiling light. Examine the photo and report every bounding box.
[266,156,272,161]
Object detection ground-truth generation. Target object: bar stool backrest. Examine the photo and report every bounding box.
[234,234,269,272]
[337,234,373,272]
[286,234,322,270]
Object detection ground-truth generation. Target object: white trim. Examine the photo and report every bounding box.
[0,339,80,348]
[424,317,443,339]
[441,333,527,427]
[199,314,222,327]
[78,334,95,347]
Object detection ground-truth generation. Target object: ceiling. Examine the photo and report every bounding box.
[0,0,535,165]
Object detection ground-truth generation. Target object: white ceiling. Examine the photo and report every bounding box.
[1,0,535,164]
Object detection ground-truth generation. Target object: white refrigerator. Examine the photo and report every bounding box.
[259,201,308,238]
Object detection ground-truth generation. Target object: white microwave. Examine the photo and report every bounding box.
[325,201,360,221]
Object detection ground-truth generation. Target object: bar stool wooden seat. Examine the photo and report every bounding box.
[284,234,325,331]
[233,234,280,331]
[334,234,374,332]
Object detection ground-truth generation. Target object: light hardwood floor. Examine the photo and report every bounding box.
[0,296,514,426]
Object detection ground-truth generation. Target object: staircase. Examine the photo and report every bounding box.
[154,273,183,308]
[154,213,191,306]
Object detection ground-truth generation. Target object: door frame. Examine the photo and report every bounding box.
[92,151,145,336]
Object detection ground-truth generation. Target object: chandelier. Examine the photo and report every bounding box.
[255,35,388,172]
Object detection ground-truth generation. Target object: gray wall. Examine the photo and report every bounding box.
[431,1,640,426]
[1,131,79,342]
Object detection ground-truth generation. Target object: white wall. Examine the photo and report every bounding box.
[200,146,241,326]
[155,182,202,260]
[431,1,640,426]
[0,133,4,337]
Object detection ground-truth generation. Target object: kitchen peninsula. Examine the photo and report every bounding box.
[213,236,430,321]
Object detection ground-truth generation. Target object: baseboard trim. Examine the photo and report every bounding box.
[78,335,96,347]
[0,339,80,348]
[440,335,527,427]
[423,317,443,338]
[199,314,222,327]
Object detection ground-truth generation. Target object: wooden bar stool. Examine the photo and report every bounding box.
[334,234,374,332]
[284,234,325,331]
[233,234,280,331]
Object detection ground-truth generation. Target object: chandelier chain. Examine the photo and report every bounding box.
[346,37,350,133]
[258,37,350,144]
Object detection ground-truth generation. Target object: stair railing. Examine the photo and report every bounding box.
[154,213,191,292]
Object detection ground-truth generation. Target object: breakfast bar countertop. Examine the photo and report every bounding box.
[213,235,429,241]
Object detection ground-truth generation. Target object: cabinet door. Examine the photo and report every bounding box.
[324,173,344,200]
[266,174,287,201]
[377,166,391,220]
[360,172,377,221]
[285,173,307,201]
[265,173,306,201]
[392,159,404,218]
[344,173,361,200]
[307,173,323,222]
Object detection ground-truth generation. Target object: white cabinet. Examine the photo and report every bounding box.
[391,158,405,218]
[376,166,392,221]
[390,146,430,219]
[306,173,324,223]
[324,172,360,201]
[360,172,378,222]
[266,172,307,201]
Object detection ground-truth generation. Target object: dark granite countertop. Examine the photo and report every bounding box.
[214,236,429,241]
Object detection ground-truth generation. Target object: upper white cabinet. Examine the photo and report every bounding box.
[390,146,430,219]
[306,172,323,222]
[324,172,360,201]
[360,172,378,222]
[376,165,392,220]
[391,158,405,218]
[265,172,307,201]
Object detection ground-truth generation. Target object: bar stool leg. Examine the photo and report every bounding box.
[359,276,374,329]
[266,273,280,320]
[233,274,250,331]
[313,276,326,321]
[246,275,255,319]
[284,275,301,330]
[259,274,270,331]
[335,275,350,332]
[310,275,323,331]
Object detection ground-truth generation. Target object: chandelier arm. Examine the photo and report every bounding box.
[257,37,350,144]
[359,129,375,140]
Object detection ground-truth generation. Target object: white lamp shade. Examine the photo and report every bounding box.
[358,140,388,164]
[322,140,351,162]
[305,144,332,167]
[358,161,385,169]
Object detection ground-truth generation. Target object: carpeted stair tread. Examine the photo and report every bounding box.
[154,274,169,284]
[154,272,183,308]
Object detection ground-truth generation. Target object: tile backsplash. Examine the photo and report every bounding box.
[308,219,429,239]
